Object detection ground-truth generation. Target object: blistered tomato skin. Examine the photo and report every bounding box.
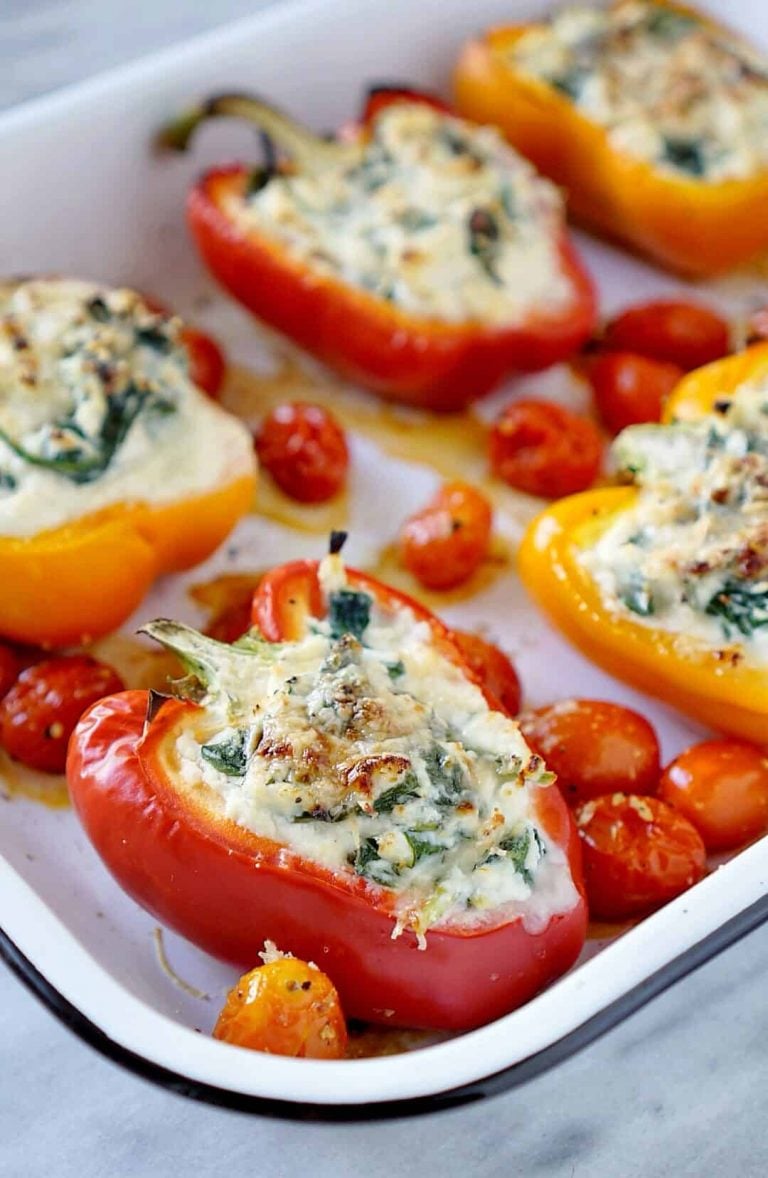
[214,956,348,1059]
[586,352,683,433]
[518,700,660,806]
[659,740,768,852]
[451,630,521,716]
[489,398,601,498]
[400,481,493,590]
[575,793,706,920]
[256,401,349,503]
[602,301,730,372]
[0,656,125,774]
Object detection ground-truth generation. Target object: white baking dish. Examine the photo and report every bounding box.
[1,0,767,1117]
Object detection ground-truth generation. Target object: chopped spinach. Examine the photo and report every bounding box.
[499,828,534,884]
[86,295,111,322]
[373,772,420,814]
[294,800,352,823]
[0,471,16,491]
[705,580,768,638]
[620,578,655,617]
[397,208,437,232]
[405,831,444,865]
[328,589,372,640]
[351,837,397,886]
[386,659,405,680]
[662,137,706,177]
[468,207,502,285]
[645,7,696,39]
[423,744,465,806]
[550,67,589,102]
[135,324,172,353]
[200,728,250,776]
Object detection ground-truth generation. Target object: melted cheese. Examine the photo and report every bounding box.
[513,1,768,182]
[581,380,768,660]
[227,103,573,327]
[149,557,578,940]
[0,279,255,537]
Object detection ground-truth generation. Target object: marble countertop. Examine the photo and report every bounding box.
[2,4,768,1176]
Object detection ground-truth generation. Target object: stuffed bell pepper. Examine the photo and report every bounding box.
[68,545,586,1030]
[455,0,768,276]
[519,343,768,743]
[160,90,595,410]
[0,279,256,647]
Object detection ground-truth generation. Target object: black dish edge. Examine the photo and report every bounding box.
[2,893,768,1123]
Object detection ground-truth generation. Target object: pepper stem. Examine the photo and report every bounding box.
[156,92,357,171]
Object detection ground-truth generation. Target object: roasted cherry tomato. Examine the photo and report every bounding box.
[0,644,20,701]
[182,326,226,399]
[602,301,730,371]
[518,699,660,807]
[659,740,768,852]
[489,399,601,498]
[575,793,706,920]
[451,630,521,716]
[400,481,493,590]
[213,953,348,1059]
[0,656,125,774]
[586,352,683,433]
[255,401,349,504]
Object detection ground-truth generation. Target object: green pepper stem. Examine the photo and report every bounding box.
[156,92,357,171]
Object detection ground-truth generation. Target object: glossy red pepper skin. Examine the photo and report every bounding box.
[68,567,586,1031]
[187,95,595,412]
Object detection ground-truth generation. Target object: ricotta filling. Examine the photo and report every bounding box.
[147,557,578,940]
[512,0,768,182]
[581,380,768,661]
[0,279,255,537]
[227,102,573,327]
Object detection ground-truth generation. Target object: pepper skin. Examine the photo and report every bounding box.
[454,3,768,277]
[0,474,255,649]
[68,565,587,1031]
[175,93,595,411]
[518,345,768,743]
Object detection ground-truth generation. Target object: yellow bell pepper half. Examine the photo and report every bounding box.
[453,2,768,277]
[518,345,768,743]
[0,474,255,649]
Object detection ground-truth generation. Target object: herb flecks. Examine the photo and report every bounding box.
[201,728,250,776]
[468,207,502,285]
[706,580,768,638]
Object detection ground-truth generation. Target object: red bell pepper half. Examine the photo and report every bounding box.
[68,557,586,1030]
[160,90,596,411]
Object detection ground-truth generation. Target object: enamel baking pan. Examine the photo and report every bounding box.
[1,0,766,1119]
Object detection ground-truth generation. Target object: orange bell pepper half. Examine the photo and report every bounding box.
[160,91,595,410]
[68,555,586,1031]
[454,2,768,277]
[0,475,255,649]
[519,344,768,743]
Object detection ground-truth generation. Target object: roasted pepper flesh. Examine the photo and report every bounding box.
[454,2,768,276]
[68,561,586,1030]
[519,345,768,743]
[166,92,595,410]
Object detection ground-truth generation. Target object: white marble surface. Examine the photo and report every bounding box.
[1,3,768,1175]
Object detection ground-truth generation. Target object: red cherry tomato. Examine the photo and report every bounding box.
[602,300,730,371]
[400,481,493,590]
[518,699,660,806]
[451,630,521,716]
[182,326,226,399]
[659,740,768,852]
[0,655,125,774]
[213,954,348,1059]
[489,399,602,498]
[255,402,349,504]
[0,644,20,700]
[586,352,683,433]
[575,793,706,920]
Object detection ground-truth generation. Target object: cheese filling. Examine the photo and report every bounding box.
[146,558,577,940]
[581,381,768,660]
[226,103,574,327]
[512,1,768,182]
[0,279,255,537]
